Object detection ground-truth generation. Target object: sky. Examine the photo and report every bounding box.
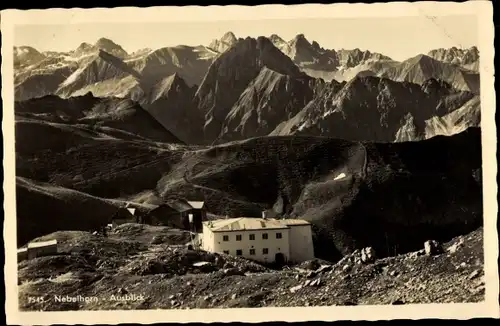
[14,15,478,61]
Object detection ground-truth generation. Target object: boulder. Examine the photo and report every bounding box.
[290,284,303,293]
[447,238,464,254]
[361,247,376,263]
[316,265,333,273]
[301,260,321,270]
[424,240,443,256]
[150,235,165,245]
[310,277,322,287]
[223,267,245,276]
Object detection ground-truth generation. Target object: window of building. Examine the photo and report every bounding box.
[249,249,255,255]
[223,235,229,242]
[236,249,243,256]
[263,248,269,254]
[249,234,255,240]
[236,235,242,241]
[223,250,229,254]
[262,233,268,240]
[276,232,282,239]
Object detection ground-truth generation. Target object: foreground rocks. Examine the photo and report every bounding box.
[18,224,484,311]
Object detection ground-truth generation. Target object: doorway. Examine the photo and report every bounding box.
[274,253,286,265]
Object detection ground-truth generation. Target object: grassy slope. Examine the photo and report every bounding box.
[15,117,183,198]
[16,177,119,246]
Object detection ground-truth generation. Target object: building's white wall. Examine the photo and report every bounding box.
[201,224,214,252]
[288,225,315,263]
[209,228,290,263]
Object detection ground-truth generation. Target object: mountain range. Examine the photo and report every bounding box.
[14,32,480,145]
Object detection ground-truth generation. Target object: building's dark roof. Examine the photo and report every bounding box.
[165,199,193,213]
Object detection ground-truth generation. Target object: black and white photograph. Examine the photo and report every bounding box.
[2,1,498,324]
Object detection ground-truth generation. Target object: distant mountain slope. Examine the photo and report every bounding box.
[376,54,480,94]
[268,33,393,81]
[15,93,183,143]
[158,128,482,261]
[136,73,200,144]
[427,46,479,71]
[15,66,78,102]
[55,50,141,98]
[14,41,216,101]
[127,45,217,87]
[194,36,307,144]
[328,51,480,95]
[272,76,476,142]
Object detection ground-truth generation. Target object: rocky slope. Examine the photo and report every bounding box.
[218,67,325,142]
[194,36,307,144]
[18,225,484,311]
[273,76,477,142]
[395,95,480,142]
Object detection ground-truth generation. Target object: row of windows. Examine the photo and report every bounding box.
[223,248,269,256]
[223,232,282,242]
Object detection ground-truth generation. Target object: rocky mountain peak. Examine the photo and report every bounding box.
[269,34,285,43]
[13,46,46,67]
[290,33,312,48]
[95,37,117,48]
[208,32,239,53]
[94,38,128,58]
[77,42,94,51]
[221,31,237,43]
